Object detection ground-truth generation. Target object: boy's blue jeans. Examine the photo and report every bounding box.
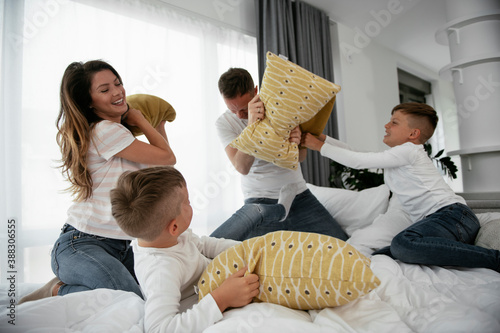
[374,203,500,272]
[210,189,348,241]
[51,224,143,298]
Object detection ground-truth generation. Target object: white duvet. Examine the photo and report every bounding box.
[2,254,499,333]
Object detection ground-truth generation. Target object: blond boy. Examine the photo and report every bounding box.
[111,166,260,332]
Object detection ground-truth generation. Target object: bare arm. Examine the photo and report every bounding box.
[155,120,170,143]
[225,145,255,175]
[298,147,308,162]
[226,94,265,175]
[115,108,176,165]
[290,126,308,162]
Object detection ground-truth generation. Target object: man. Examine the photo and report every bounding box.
[210,68,347,241]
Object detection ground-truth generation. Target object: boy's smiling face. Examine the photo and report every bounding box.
[383,110,415,147]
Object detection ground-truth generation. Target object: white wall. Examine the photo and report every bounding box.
[332,22,458,152]
[332,22,400,152]
[331,21,461,190]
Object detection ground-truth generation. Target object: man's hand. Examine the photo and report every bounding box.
[248,94,265,125]
[289,126,302,145]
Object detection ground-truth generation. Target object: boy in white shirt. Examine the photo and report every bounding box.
[110,166,261,333]
[301,102,500,273]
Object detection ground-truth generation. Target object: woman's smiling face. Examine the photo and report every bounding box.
[89,69,127,122]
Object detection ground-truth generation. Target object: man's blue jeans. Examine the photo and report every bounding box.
[375,203,500,272]
[51,224,143,298]
[210,189,348,241]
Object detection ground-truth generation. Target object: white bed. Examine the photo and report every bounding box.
[2,185,500,333]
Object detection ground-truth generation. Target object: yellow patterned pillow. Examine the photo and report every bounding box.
[198,231,379,310]
[126,94,176,136]
[230,52,341,170]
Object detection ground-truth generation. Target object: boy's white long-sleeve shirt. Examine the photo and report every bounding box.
[133,229,239,333]
[320,136,465,223]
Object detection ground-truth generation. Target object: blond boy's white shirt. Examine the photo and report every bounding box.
[133,229,239,333]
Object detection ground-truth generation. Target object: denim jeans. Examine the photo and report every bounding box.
[375,203,500,272]
[51,224,143,298]
[210,189,347,241]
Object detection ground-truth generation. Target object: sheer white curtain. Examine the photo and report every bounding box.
[1,0,25,283]
[1,0,257,283]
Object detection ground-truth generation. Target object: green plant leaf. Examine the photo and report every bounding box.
[434,149,444,158]
[438,156,458,179]
[424,143,432,156]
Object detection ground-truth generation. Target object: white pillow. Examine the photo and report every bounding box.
[476,212,500,226]
[475,219,500,250]
[307,184,390,236]
[347,197,412,257]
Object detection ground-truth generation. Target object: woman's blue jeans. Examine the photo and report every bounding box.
[51,224,143,298]
[210,189,348,241]
[376,203,500,272]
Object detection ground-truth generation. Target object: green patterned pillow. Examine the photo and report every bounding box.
[230,52,341,170]
[198,231,380,310]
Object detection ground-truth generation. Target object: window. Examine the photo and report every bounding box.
[398,68,431,104]
[1,0,257,283]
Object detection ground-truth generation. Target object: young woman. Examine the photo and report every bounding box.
[19,60,176,303]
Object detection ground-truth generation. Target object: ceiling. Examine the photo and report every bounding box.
[304,0,452,73]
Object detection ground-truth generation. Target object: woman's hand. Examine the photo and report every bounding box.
[121,107,148,128]
[116,107,176,166]
[248,94,265,125]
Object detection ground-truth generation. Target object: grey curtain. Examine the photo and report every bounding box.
[255,0,338,187]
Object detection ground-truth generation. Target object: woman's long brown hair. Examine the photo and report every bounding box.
[56,60,122,201]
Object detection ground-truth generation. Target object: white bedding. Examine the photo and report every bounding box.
[2,254,499,333]
[2,186,499,332]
